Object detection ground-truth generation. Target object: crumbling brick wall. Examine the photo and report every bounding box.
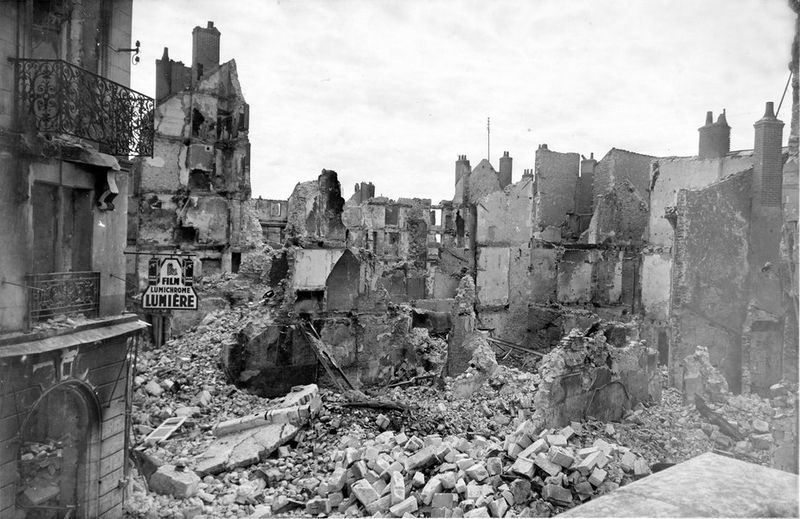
[531,326,661,428]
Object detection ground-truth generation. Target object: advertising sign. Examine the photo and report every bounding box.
[142,257,198,310]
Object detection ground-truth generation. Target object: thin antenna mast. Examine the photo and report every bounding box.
[487,117,490,162]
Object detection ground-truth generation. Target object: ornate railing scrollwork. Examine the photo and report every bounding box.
[27,272,101,323]
[14,59,154,157]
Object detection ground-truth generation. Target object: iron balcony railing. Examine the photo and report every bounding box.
[26,271,101,323]
[13,58,154,156]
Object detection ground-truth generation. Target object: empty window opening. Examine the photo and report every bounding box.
[191,109,206,137]
[175,227,198,244]
[188,170,212,191]
[231,252,242,274]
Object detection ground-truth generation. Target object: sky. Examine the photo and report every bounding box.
[130,0,796,203]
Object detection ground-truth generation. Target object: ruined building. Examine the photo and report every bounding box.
[127,22,262,324]
[0,0,151,516]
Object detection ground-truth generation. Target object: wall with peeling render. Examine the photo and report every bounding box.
[593,148,654,204]
[588,180,649,245]
[648,153,753,246]
[640,249,672,321]
[533,147,580,230]
[670,170,752,392]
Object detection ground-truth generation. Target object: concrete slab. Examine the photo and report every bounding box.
[195,422,298,475]
[560,453,799,517]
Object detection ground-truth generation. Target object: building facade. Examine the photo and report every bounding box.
[0,1,150,517]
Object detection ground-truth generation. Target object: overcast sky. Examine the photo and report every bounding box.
[130,0,795,203]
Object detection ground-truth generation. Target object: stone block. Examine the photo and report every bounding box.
[365,494,392,515]
[588,468,607,487]
[465,463,489,483]
[328,467,347,492]
[542,483,572,506]
[486,457,503,476]
[464,506,489,518]
[456,458,476,471]
[576,450,606,475]
[390,471,406,505]
[305,497,328,515]
[547,446,574,468]
[509,479,531,504]
[533,453,562,477]
[455,477,468,494]
[351,479,380,506]
[546,434,567,447]
[389,496,419,517]
[413,471,426,487]
[574,481,593,501]
[559,425,575,440]
[389,496,419,516]
[351,460,369,479]
[149,465,200,498]
[510,457,535,478]
[620,451,636,472]
[406,446,437,471]
[440,471,457,490]
[422,475,444,505]
[751,433,773,451]
[432,492,457,509]
[633,458,650,476]
[488,497,508,517]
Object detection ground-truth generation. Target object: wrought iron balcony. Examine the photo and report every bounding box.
[13,59,154,156]
[27,271,101,323]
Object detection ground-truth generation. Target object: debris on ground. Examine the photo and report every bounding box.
[123,300,798,518]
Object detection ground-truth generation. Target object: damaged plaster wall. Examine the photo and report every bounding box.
[592,148,654,207]
[533,146,579,231]
[648,153,753,246]
[587,180,649,245]
[669,170,752,393]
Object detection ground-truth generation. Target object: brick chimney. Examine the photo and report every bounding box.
[192,21,220,83]
[698,110,731,159]
[155,47,190,103]
[498,151,512,188]
[455,155,471,184]
[752,101,784,207]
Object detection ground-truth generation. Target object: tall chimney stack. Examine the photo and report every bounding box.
[192,21,220,83]
[753,101,784,207]
[698,110,731,159]
[498,151,512,188]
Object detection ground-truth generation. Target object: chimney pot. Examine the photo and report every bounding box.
[161,47,170,60]
[208,21,214,28]
[763,101,776,119]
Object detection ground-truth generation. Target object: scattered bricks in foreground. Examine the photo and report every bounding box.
[589,467,607,487]
[406,447,437,471]
[542,483,573,507]
[519,438,548,459]
[390,471,406,505]
[620,451,636,472]
[577,450,607,475]
[465,463,489,483]
[464,506,489,518]
[148,465,200,498]
[390,496,419,516]
[559,425,575,439]
[432,492,457,509]
[365,494,392,515]
[413,471,426,488]
[510,479,531,504]
[533,453,562,477]
[488,497,509,517]
[486,457,503,475]
[376,413,391,430]
[510,456,535,478]
[575,481,594,501]
[547,446,575,468]
[546,434,567,447]
[440,471,457,490]
[351,478,380,506]
[305,497,329,515]
[633,458,651,477]
[421,475,444,505]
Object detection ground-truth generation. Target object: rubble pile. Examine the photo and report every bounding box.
[125,304,798,518]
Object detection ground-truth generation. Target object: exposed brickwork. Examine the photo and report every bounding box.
[753,103,785,207]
